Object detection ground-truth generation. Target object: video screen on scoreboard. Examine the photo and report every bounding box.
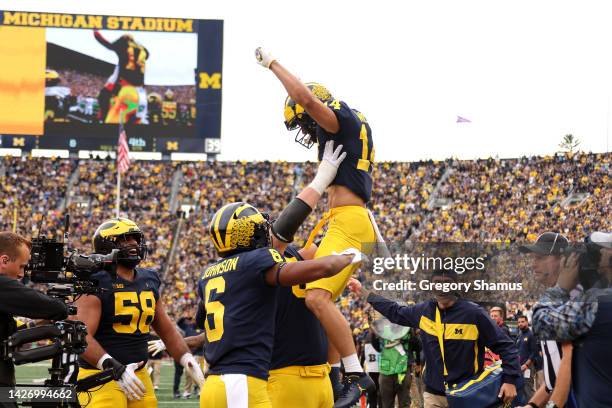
[45,29,197,128]
[0,11,223,153]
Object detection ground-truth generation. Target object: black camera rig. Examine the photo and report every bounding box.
[1,215,121,406]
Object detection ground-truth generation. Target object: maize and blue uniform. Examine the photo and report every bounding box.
[366,294,521,396]
[268,246,332,408]
[316,100,373,204]
[77,268,160,408]
[306,100,376,299]
[197,247,285,408]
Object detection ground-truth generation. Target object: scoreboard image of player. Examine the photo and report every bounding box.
[0,10,223,153]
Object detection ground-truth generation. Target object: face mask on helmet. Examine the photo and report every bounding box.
[294,115,318,149]
[284,83,332,149]
[114,233,147,269]
[94,219,148,270]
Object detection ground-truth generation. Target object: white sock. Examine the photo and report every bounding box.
[331,362,341,368]
[341,354,363,373]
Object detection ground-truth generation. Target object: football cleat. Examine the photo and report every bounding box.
[333,372,375,408]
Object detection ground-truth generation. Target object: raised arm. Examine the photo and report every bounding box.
[93,30,114,50]
[255,47,339,134]
[272,140,346,253]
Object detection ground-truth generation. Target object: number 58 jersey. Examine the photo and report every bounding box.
[79,268,161,369]
[197,247,285,380]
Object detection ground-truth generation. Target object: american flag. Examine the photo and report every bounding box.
[117,124,130,174]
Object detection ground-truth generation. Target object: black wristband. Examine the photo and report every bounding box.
[102,357,126,381]
[527,402,539,408]
[272,197,312,243]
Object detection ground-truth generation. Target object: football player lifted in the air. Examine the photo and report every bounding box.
[93,31,149,124]
[255,47,380,407]
[74,218,204,408]
[150,141,355,408]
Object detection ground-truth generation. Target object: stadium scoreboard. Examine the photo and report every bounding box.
[0,10,223,154]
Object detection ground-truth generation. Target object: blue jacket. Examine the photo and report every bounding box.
[367,293,520,394]
[515,327,537,366]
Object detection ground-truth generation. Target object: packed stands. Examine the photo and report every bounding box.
[0,152,609,345]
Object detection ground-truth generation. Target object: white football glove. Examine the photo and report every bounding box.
[308,141,347,195]
[98,354,146,401]
[147,339,166,357]
[118,362,146,401]
[180,352,205,387]
[332,247,364,265]
[255,47,276,69]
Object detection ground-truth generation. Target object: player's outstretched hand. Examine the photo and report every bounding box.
[255,47,276,69]
[118,361,146,401]
[309,141,346,195]
[333,247,363,265]
[147,339,166,356]
[181,353,205,387]
[347,277,363,296]
[322,140,347,169]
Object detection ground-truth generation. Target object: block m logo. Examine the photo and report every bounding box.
[198,72,222,89]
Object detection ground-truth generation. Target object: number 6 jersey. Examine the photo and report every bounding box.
[78,268,161,369]
[196,247,285,380]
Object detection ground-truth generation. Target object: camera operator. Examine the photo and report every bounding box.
[533,231,612,408]
[0,232,69,391]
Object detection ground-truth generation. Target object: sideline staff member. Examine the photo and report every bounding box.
[0,232,69,389]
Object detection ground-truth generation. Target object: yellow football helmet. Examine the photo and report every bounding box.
[148,92,162,105]
[209,202,271,257]
[93,218,147,267]
[164,89,175,101]
[45,69,60,86]
[283,82,333,149]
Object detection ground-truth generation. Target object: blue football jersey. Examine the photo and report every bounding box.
[316,100,374,203]
[197,247,285,380]
[271,245,328,369]
[79,268,160,368]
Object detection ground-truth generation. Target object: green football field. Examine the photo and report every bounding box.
[16,361,200,407]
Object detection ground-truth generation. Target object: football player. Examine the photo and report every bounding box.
[74,218,204,407]
[161,89,178,126]
[256,47,380,407]
[94,31,149,124]
[198,141,363,408]
[149,141,347,408]
[147,93,162,125]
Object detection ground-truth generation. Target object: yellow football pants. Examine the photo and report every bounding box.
[305,206,376,299]
[77,366,157,408]
[105,85,139,124]
[268,364,333,408]
[201,374,270,408]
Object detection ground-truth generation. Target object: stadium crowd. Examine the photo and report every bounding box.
[51,68,196,105]
[0,152,609,350]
